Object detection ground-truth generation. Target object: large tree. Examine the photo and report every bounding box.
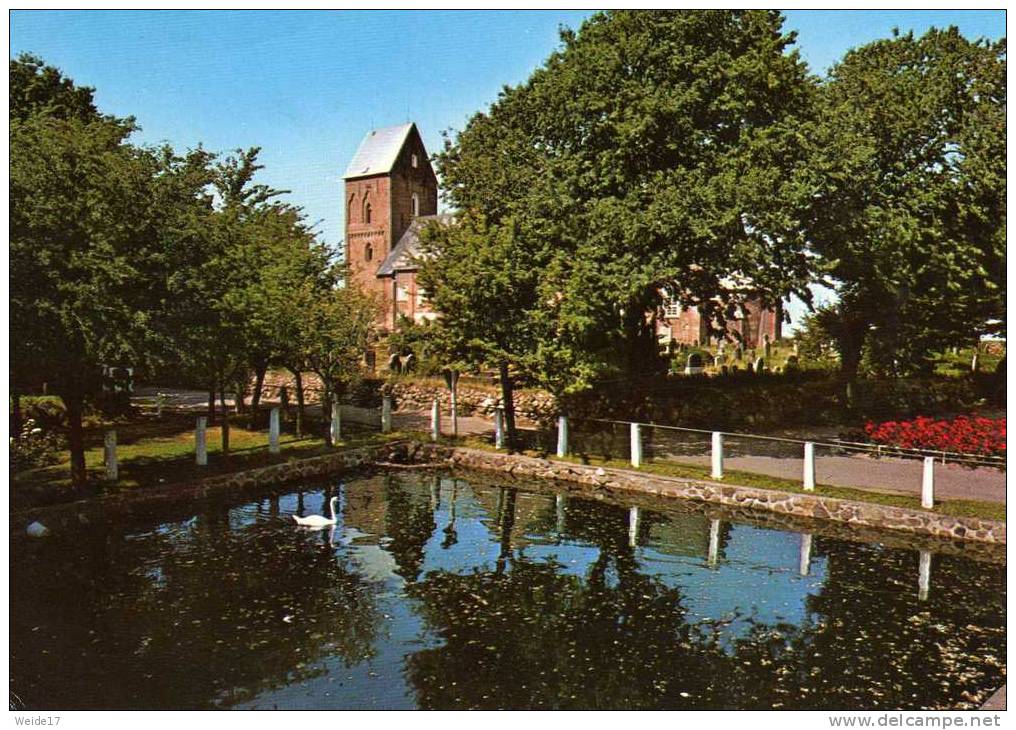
[802,28,1006,378]
[425,10,817,434]
[10,56,212,492]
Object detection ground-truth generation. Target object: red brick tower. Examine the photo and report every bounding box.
[343,123,438,329]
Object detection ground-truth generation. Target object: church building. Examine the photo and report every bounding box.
[343,122,780,351]
[343,123,447,334]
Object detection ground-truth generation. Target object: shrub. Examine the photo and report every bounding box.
[864,416,1006,457]
[10,418,63,473]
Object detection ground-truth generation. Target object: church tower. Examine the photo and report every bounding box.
[343,123,438,326]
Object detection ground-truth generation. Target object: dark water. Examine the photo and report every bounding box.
[10,470,1006,710]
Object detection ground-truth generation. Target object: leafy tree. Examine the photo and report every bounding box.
[802,28,1006,378]
[301,285,378,445]
[10,56,210,492]
[9,53,104,123]
[417,215,551,447]
[428,10,817,437]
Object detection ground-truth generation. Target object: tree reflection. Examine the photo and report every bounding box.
[382,474,437,583]
[11,495,384,709]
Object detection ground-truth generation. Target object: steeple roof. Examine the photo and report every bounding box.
[342,123,416,180]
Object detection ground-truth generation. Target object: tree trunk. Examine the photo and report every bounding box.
[293,370,305,438]
[207,388,216,425]
[11,391,22,440]
[219,385,230,455]
[321,389,333,447]
[498,360,518,451]
[249,365,267,429]
[234,379,246,415]
[64,391,88,495]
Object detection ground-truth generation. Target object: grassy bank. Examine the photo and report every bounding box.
[11,412,395,509]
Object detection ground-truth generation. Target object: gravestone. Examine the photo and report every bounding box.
[720,364,729,375]
[734,345,743,361]
[403,352,416,372]
[784,355,800,372]
[763,340,772,359]
[387,352,402,373]
[752,357,766,374]
[685,352,705,375]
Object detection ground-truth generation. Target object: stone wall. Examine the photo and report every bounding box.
[397,443,1006,549]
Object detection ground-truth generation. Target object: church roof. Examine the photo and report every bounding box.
[376,213,456,276]
[343,123,416,179]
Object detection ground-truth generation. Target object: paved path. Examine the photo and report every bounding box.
[133,389,1004,505]
[669,453,1005,504]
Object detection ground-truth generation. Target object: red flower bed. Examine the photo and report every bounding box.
[864,416,1006,457]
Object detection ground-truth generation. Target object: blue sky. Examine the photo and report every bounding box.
[10,9,1006,325]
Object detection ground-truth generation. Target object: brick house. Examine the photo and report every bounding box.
[657,298,781,349]
[344,122,780,351]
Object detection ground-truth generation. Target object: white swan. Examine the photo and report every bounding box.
[292,496,338,527]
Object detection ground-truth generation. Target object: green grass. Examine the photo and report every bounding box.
[431,434,1006,523]
[12,413,404,507]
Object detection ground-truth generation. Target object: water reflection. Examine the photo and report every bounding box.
[10,471,1005,710]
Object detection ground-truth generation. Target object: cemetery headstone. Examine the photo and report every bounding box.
[403,352,416,372]
[753,357,766,374]
[388,352,402,373]
[685,352,705,375]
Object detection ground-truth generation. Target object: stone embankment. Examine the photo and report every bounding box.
[397,442,1005,548]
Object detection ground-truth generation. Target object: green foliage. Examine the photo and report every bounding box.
[429,10,817,399]
[301,285,377,400]
[10,418,63,473]
[801,28,1006,376]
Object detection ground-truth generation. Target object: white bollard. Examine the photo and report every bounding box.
[803,442,816,491]
[330,403,342,445]
[799,533,813,577]
[269,407,280,454]
[381,395,392,434]
[431,399,441,442]
[918,550,932,601]
[630,423,643,468]
[494,407,505,449]
[708,518,721,568]
[104,430,118,481]
[711,431,724,479]
[557,415,569,457]
[450,387,458,438]
[195,416,208,466]
[921,456,935,509]
[628,506,640,548]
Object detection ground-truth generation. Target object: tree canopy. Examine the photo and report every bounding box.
[801,27,1006,377]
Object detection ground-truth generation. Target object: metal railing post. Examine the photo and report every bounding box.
[921,457,935,509]
[803,442,816,491]
[630,422,642,467]
[711,431,724,479]
[557,415,569,457]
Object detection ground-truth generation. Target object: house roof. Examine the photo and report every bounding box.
[376,213,456,276]
[342,123,415,180]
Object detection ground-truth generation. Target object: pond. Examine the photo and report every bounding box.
[10,470,1005,710]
